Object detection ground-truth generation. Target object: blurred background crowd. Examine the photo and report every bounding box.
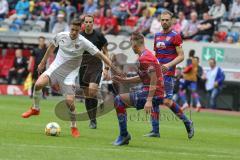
[0,0,240,43]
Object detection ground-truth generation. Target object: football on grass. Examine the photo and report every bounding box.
[45,122,61,136]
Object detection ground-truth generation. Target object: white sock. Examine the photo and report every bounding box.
[33,89,41,110]
[71,121,77,128]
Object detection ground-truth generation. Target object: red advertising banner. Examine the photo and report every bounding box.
[0,85,29,96]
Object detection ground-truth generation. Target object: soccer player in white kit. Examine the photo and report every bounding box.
[21,20,117,138]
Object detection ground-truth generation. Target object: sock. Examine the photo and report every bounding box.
[33,87,41,109]
[85,97,98,122]
[71,121,77,128]
[114,95,128,137]
[151,106,159,133]
[170,102,190,126]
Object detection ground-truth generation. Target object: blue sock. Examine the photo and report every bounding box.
[114,95,128,137]
[151,106,159,133]
[170,102,190,125]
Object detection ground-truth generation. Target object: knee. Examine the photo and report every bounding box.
[163,99,172,107]
[34,82,43,91]
[88,89,97,98]
[65,97,74,110]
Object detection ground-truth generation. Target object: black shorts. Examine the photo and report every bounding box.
[79,64,102,87]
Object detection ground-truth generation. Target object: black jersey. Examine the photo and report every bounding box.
[80,30,108,66]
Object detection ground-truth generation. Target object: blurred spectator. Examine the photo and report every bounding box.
[112,0,128,25]
[171,16,181,33]
[228,0,240,22]
[83,0,97,15]
[126,0,142,17]
[101,9,119,35]
[93,9,104,32]
[195,56,205,90]
[148,13,162,37]
[29,36,47,98]
[183,0,194,18]
[8,0,18,11]
[178,11,188,32]
[52,13,69,34]
[182,50,201,111]
[226,36,234,44]
[204,58,225,109]
[9,0,30,21]
[167,0,184,17]
[97,0,110,17]
[135,8,153,35]
[194,0,209,19]
[182,11,199,39]
[208,0,226,20]
[0,0,8,19]
[65,0,77,24]
[7,49,28,85]
[193,12,215,42]
[40,0,55,32]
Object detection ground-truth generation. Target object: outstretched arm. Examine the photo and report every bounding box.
[95,52,124,76]
[38,43,56,74]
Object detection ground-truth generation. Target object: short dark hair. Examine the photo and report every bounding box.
[71,19,82,26]
[189,49,195,57]
[195,56,200,61]
[83,14,94,22]
[38,36,45,40]
[130,31,144,45]
[209,58,216,64]
[161,10,173,18]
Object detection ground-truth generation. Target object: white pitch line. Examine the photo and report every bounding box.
[0,143,237,159]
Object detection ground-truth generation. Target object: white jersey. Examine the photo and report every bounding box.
[43,32,100,91]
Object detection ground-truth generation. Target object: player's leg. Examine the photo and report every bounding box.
[144,96,161,138]
[80,64,102,129]
[85,83,99,129]
[65,94,80,138]
[21,74,50,118]
[113,93,132,146]
[164,76,194,139]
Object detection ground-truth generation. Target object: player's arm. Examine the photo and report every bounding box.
[163,34,184,73]
[144,70,157,114]
[113,75,141,84]
[38,43,56,73]
[102,44,111,79]
[163,46,184,72]
[95,52,124,76]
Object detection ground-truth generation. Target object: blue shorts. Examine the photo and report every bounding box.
[164,75,174,99]
[129,89,163,110]
[182,80,197,91]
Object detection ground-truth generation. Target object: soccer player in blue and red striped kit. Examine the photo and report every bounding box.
[112,31,164,146]
[149,10,194,139]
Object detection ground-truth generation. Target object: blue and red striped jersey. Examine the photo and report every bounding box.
[154,30,182,76]
[137,49,164,98]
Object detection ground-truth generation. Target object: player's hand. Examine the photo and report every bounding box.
[111,65,126,77]
[103,69,110,80]
[112,75,126,83]
[37,62,45,75]
[214,82,218,87]
[144,100,153,114]
[162,64,169,74]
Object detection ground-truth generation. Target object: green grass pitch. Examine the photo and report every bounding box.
[0,95,239,160]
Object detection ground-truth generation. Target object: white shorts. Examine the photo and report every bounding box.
[43,59,81,95]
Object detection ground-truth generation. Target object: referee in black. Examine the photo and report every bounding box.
[79,14,110,129]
